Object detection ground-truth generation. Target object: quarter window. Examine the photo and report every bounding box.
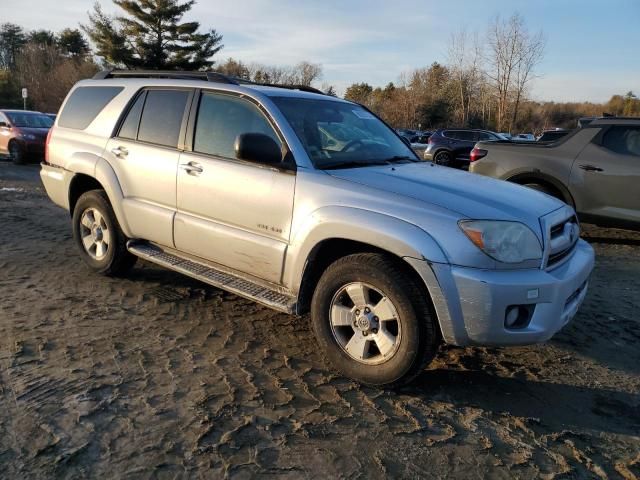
[193,92,281,159]
[58,86,123,130]
[137,89,190,148]
[118,91,146,140]
[602,126,640,157]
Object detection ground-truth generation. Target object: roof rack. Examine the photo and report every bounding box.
[92,69,326,95]
[93,69,239,84]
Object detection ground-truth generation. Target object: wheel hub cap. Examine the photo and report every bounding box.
[329,282,402,365]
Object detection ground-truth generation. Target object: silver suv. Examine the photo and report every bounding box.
[40,70,595,386]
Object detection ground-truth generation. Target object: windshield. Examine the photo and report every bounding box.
[271,96,418,169]
[6,112,53,128]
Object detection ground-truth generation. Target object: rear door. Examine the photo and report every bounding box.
[454,130,477,160]
[174,90,295,284]
[104,88,192,247]
[569,125,640,224]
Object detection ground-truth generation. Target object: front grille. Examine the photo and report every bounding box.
[546,215,579,268]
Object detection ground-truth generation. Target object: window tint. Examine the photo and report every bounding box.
[118,91,146,140]
[443,130,457,139]
[58,86,123,130]
[137,89,190,148]
[478,132,498,141]
[602,126,640,157]
[194,92,281,159]
[456,131,475,141]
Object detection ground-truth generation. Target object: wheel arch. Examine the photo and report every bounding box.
[506,171,576,208]
[67,157,133,237]
[287,207,448,313]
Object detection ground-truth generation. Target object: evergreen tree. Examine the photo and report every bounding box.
[0,23,26,69]
[58,29,91,58]
[84,0,223,70]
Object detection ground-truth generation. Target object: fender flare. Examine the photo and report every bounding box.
[283,206,448,292]
[94,157,133,237]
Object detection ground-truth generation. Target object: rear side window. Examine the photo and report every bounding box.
[602,126,640,157]
[457,131,476,141]
[137,89,190,148]
[58,86,123,130]
[193,92,281,159]
[118,91,146,140]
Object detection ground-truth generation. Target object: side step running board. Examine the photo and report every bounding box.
[127,241,297,314]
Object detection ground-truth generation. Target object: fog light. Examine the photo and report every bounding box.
[505,306,520,327]
[504,305,534,329]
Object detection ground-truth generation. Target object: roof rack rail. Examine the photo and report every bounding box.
[93,69,240,84]
[92,69,326,95]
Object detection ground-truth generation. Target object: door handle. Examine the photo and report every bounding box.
[180,161,203,175]
[111,146,128,158]
[579,164,603,172]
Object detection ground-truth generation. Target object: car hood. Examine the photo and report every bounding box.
[327,162,563,233]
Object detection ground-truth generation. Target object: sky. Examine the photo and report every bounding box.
[2,0,639,102]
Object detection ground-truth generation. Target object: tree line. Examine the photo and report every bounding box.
[344,14,640,133]
[0,2,638,131]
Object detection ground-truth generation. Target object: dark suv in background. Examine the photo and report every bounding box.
[424,128,504,169]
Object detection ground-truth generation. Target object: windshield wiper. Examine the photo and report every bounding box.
[380,155,419,163]
[318,160,389,170]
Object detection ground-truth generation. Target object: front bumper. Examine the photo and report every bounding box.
[407,239,595,346]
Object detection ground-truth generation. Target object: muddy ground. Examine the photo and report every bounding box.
[0,161,639,479]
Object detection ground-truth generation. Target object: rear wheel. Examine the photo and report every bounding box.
[9,141,25,165]
[72,190,137,276]
[311,253,439,387]
[433,150,452,167]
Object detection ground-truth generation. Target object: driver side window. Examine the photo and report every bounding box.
[194,92,281,159]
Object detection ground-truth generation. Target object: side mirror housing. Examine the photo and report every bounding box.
[235,133,282,165]
[0,121,8,128]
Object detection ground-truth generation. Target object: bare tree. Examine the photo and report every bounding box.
[485,14,544,132]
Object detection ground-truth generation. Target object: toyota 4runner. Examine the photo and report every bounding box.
[40,70,595,386]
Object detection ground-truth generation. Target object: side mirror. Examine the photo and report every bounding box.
[0,121,8,128]
[235,133,282,165]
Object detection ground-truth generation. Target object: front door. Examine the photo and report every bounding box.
[569,125,640,225]
[174,91,295,284]
[104,88,192,247]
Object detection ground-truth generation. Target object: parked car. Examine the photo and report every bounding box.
[45,113,57,122]
[0,109,53,164]
[41,70,594,386]
[498,132,512,140]
[513,133,536,141]
[409,133,432,156]
[470,117,640,230]
[423,128,505,169]
[537,129,570,142]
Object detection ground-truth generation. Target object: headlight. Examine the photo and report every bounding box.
[459,220,542,264]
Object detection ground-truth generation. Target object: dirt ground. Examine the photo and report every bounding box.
[1,161,639,479]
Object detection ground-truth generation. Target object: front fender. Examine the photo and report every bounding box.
[283,206,448,291]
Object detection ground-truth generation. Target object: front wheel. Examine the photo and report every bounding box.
[311,253,439,387]
[72,190,137,276]
[9,141,25,165]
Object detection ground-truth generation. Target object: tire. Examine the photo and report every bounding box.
[523,182,564,202]
[433,150,452,167]
[310,253,439,387]
[72,190,137,276]
[9,141,25,165]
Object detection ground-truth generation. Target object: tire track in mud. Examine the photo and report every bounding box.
[1,166,639,478]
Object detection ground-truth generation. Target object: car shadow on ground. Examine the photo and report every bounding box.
[405,368,640,437]
[581,235,640,247]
